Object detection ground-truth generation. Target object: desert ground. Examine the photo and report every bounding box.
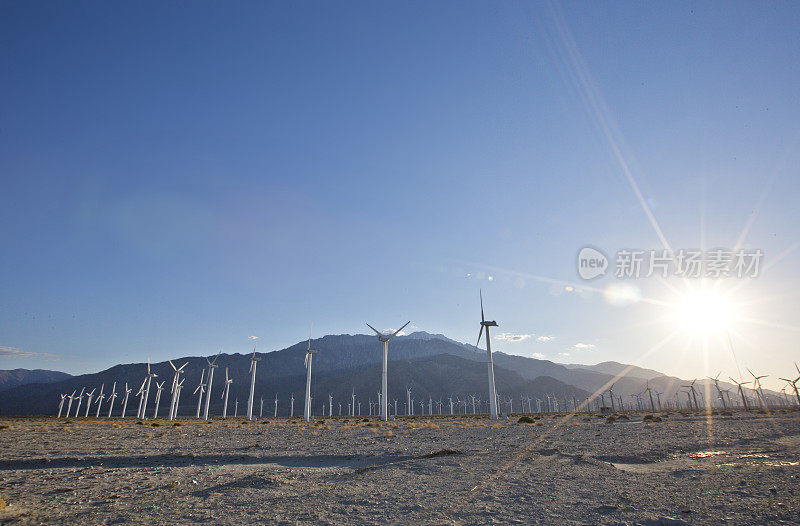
[0,410,798,525]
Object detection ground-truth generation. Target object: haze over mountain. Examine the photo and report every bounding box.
[0,332,780,415]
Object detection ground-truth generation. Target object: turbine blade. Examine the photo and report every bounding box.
[388,321,410,340]
[169,360,177,371]
[365,323,383,337]
[475,325,484,350]
[480,289,485,323]
[308,323,313,350]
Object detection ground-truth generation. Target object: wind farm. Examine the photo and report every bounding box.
[3,1,800,524]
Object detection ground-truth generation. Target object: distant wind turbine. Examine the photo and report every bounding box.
[194,369,206,419]
[142,358,157,419]
[84,388,96,417]
[221,368,233,418]
[247,346,260,421]
[57,393,66,418]
[203,353,220,420]
[121,383,132,418]
[74,388,85,417]
[304,329,318,422]
[153,381,165,418]
[65,390,76,417]
[366,321,410,422]
[95,384,105,418]
[106,383,117,417]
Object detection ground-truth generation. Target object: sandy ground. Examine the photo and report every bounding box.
[0,410,798,525]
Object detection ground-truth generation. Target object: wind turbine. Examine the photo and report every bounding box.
[682,379,700,411]
[57,393,66,418]
[260,396,264,417]
[608,384,616,412]
[203,353,220,420]
[221,367,233,418]
[247,346,260,421]
[84,388,96,417]
[329,393,334,418]
[134,378,147,419]
[748,368,768,409]
[95,384,105,418]
[65,390,76,417]
[643,381,656,412]
[142,358,157,419]
[168,360,188,421]
[153,381,165,418]
[729,377,751,411]
[290,392,295,417]
[234,397,239,417]
[174,378,186,416]
[474,290,499,420]
[274,393,279,418]
[707,372,727,410]
[121,383,132,417]
[406,387,413,416]
[74,388,85,417]
[194,369,206,419]
[304,330,317,422]
[778,362,800,407]
[366,321,410,422]
[107,383,117,417]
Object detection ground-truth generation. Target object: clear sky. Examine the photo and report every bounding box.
[2,1,799,389]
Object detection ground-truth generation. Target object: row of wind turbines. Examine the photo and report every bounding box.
[54,291,800,422]
[56,292,507,423]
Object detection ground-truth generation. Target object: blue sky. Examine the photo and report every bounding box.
[2,2,799,388]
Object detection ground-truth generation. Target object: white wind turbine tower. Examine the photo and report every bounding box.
[221,368,233,418]
[84,388,96,417]
[153,381,165,418]
[274,393,279,417]
[95,384,105,417]
[174,378,186,416]
[121,383,132,417]
[406,387,413,416]
[107,383,117,417]
[142,359,157,419]
[329,393,334,418]
[65,390,76,417]
[304,330,318,422]
[74,387,85,417]
[194,369,206,419]
[290,392,295,417]
[203,353,220,420]
[167,360,188,421]
[134,378,147,419]
[247,346,261,421]
[260,396,264,417]
[234,397,238,417]
[57,393,66,418]
[351,388,356,417]
[366,321,410,422]
[474,290,499,420]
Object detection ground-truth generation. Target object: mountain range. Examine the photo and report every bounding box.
[0,332,781,415]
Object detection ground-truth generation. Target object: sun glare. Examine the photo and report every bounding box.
[673,289,736,335]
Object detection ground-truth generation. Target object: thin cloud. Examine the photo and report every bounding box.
[573,343,595,350]
[384,329,407,336]
[558,352,570,357]
[494,333,532,342]
[248,335,259,340]
[0,346,58,359]
[536,336,555,342]
[531,352,546,359]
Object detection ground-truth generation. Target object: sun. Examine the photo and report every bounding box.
[672,288,737,335]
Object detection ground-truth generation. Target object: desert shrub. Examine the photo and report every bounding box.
[617,414,629,420]
[606,415,616,423]
[150,422,160,427]
[518,416,535,424]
